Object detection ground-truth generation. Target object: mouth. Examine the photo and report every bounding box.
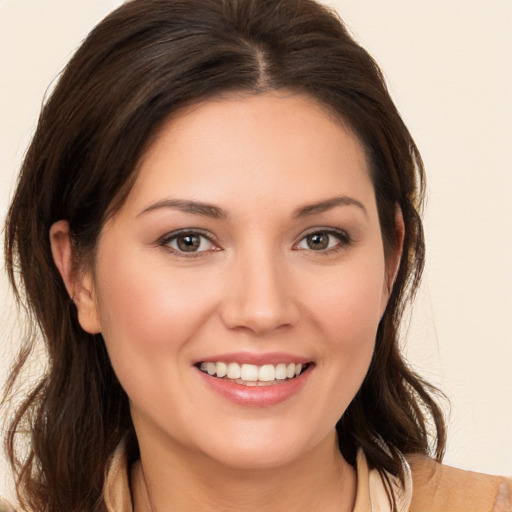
[196,361,311,387]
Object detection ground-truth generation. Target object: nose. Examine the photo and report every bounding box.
[219,250,300,335]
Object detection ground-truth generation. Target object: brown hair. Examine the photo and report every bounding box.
[3,0,445,510]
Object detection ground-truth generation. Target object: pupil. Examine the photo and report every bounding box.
[308,233,328,250]
[177,234,200,252]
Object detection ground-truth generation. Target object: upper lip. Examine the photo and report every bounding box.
[195,352,312,366]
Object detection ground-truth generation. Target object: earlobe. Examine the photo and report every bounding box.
[49,220,102,334]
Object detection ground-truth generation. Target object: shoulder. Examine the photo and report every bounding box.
[407,454,512,512]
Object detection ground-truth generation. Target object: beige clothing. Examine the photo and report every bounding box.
[2,443,511,511]
[102,442,511,512]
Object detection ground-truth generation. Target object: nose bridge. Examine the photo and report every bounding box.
[220,241,298,334]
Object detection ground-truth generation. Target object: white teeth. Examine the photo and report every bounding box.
[206,362,216,375]
[275,363,287,380]
[216,361,227,378]
[227,362,241,379]
[199,361,307,382]
[240,364,259,381]
[258,364,275,382]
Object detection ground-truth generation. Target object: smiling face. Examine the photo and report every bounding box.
[71,92,397,470]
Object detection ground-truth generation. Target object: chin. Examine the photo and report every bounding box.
[203,444,305,471]
[191,422,334,471]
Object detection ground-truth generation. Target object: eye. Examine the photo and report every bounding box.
[161,230,218,254]
[295,229,350,252]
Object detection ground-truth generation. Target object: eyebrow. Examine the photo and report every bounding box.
[138,199,228,219]
[293,196,368,219]
[138,195,367,220]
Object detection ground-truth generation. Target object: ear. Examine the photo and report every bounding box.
[382,206,405,304]
[49,220,102,334]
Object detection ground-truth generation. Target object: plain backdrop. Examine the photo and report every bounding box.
[1,0,511,501]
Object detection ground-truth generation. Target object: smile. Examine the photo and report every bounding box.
[198,361,309,386]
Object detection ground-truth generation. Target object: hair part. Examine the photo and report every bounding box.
[4,0,446,510]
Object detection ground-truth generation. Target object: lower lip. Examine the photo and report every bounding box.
[196,366,312,407]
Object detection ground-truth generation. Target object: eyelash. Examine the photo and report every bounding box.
[158,227,352,258]
[293,228,352,255]
[159,229,219,258]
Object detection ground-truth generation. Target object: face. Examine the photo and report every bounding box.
[75,92,398,470]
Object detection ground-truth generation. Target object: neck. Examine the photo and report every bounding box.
[132,431,356,512]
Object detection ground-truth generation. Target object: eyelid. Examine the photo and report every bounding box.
[158,228,220,256]
[293,227,351,252]
[157,226,351,256]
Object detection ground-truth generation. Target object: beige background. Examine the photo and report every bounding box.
[1,0,511,500]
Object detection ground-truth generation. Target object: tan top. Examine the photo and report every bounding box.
[102,442,511,512]
[407,453,512,512]
[2,443,511,511]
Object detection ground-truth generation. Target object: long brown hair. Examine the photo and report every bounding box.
[3,0,445,510]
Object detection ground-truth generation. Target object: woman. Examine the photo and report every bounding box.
[2,0,510,510]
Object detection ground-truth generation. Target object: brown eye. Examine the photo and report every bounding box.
[162,231,217,254]
[177,234,201,252]
[295,229,350,252]
[306,233,329,250]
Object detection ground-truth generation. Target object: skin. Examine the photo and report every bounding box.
[51,92,403,511]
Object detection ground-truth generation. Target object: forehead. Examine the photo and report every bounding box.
[122,91,375,218]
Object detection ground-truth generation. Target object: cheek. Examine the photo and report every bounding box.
[92,255,223,430]
[305,259,386,347]
[92,251,219,386]
[97,254,202,334]
[294,256,385,409]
